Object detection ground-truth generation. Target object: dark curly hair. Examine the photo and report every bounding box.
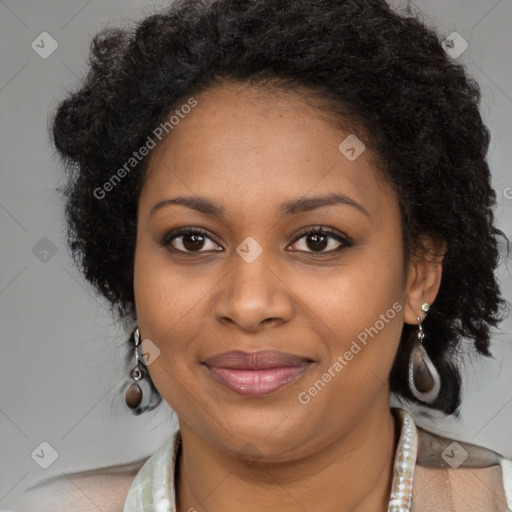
[51,0,509,416]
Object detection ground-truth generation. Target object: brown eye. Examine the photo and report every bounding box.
[304,233,329,251]
[180,233,207,251]
[162,228,222,253]
[289,227,353,254]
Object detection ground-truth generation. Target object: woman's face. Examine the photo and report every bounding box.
[134,81,425,460]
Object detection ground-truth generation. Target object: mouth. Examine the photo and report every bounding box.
[202,350,314,397]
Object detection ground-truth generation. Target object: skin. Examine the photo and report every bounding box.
[133,81,446,512]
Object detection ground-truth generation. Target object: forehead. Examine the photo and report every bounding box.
[139,81,396,221]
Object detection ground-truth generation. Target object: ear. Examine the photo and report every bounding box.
[403,233,447,325]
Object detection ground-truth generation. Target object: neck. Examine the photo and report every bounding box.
[175,403,400,512]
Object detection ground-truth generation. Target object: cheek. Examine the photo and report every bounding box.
[133,240,191,390]
[133,256,202,414]
[304,250,404,332]
[134,236,204,332]
[305,247,405,383]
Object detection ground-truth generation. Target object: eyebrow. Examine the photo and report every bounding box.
[149,192,370,218]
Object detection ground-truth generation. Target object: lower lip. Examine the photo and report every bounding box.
[204,364,312,396]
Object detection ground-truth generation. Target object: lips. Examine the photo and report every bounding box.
[202,350,314,396]
[203,350,312,369]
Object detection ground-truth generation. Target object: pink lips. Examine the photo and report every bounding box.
[202,350,313,396]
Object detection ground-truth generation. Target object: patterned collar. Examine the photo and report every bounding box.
[123,407,418,512]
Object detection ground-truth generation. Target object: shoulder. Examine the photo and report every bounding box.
[413,464,510,512]
[15,431,182,512]
[411,417,512,512]
[16,460,148,512]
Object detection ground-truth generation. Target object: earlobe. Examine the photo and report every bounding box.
[403,235,447,325]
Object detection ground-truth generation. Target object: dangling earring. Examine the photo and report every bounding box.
[125,328,144,410]
[408,303,441,404]
[124,328,162,415]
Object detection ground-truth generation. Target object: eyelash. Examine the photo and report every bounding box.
[161,226,353,256]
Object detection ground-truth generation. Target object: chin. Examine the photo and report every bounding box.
[207,411,318,461]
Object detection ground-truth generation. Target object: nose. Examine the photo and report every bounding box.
[213,250,295,333]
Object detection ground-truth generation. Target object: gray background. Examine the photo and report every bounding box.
[1,0,511,509]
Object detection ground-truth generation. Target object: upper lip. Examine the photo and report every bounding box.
[203,350,313,369]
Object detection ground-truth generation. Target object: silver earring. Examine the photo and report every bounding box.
[125,328,144,410]
[124,328,161,415]
[408,304,441,404]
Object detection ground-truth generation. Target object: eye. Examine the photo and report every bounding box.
[162,228,222,253]
[288,226,353,254]
[161,226,353,255]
